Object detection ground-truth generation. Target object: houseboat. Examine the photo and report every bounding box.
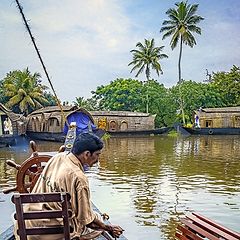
[179,107,240,135]
[90,110,171,136]
[26,106,102,142]
[0,103,26,147]
[26,108,170,141]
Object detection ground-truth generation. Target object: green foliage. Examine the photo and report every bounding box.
[1,68,49,115]
[145,80,176,126]
[128,38,168,113]
[42,92,57,106]
[92,78,145,112]
[170,80,226,123]
[73,97,99,111]
[160,1,204,50]
[210,65,240,106]
[128,38,168,80]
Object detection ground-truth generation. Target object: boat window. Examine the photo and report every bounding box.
[120,121,128,131]
[109,120,117,131]
[235,116,240,127]
[49,118,59,126]
[205,120,212,128]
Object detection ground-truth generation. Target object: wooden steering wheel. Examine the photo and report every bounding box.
[3,140,65,194]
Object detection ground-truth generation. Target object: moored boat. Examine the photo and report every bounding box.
[0,103,27,147]
[180,126,240,135]
[26,106,104,142]
[178,106,240,135]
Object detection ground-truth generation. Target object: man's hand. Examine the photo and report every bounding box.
[107,225,124,238]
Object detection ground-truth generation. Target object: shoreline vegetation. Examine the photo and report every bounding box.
[1,65,239,128]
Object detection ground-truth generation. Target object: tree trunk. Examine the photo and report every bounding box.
[146,80,149,114]
[178,36,185,125]
[146,67,149,114]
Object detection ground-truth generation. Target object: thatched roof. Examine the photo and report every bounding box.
[0,103,25,121]
[28,106,94,123]
[90,111,152,117]
[199,107,240,113]
[29,105,78,115]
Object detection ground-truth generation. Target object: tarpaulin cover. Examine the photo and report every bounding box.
[63,112,96,135]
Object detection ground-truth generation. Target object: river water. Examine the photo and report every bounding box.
[0,135,239,239]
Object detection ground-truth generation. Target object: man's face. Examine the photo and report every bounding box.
[87,150,101,167]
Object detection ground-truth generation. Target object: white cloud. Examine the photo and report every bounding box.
[1,0,239,102]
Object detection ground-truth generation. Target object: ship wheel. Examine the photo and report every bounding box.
[3,140,65,194]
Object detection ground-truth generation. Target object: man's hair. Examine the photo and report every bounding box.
[71,132,104,155]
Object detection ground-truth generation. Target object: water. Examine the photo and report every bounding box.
[0,135,239,239]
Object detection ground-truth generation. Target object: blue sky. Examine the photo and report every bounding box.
[0,0,240,102]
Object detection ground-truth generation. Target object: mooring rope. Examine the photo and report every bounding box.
[15,0,69,127]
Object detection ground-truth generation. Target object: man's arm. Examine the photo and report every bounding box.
[86,216,124,238]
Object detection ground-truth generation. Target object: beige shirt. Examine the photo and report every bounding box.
[21,152,95,240]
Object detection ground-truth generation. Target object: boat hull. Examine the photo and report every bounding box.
[182,127,240,135]
[108,127,172,136]
[26,131,65,142]
[27,128,171,141]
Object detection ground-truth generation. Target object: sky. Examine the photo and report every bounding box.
[1,0,240,103]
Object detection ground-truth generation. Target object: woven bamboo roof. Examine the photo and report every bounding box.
[201,107,240,113]
[90,111,152,117]
[29,105,77,115]
[0,103,25,121]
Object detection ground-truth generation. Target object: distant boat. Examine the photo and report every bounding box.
[26,108,171,141]
[90,110,171,136]
[179,126,240,135]
[0,103,27,147]
[178,107,240,135]
[26,106,104,142]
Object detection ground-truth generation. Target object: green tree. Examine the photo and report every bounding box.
[42,92,57,106]
[160,1,204,124]
[2,68,49,115]
[143,80,175,126]
[73,97,98,111]
[170,80,225,123]
[128,38,168,113]
[92,78,145,112]
[210,65,240,106]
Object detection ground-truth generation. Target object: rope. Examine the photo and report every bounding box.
[15,0,69,127]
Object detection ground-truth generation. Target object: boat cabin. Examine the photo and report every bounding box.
[0,103,26,136]
[193,107,240,128]
[90,111,156,132]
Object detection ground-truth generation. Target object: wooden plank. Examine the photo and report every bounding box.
[12,192,70,203]
[25,227,64,235]
[192,213,240,239]
[187,214,239,240]
[175,232,190,240]
[16,210,63,219]
[177,225,203,240]
[181,218,219,240]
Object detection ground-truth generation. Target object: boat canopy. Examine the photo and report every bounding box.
[63,111,96,135]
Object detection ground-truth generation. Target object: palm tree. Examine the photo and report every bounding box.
[3,68,49,115]
[160,1,204,124]
[128,38,168,113]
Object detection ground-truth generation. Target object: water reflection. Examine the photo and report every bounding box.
[0,136,239,239]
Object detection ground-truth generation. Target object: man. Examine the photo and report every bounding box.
[16,133,123,239]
